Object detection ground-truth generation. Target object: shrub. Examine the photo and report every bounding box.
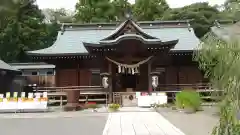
[108,104,120,112]
[175,89,202,111]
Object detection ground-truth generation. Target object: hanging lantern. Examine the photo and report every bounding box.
[102,76,109,88]
[150,72,160,91]
[100,73,110,89]
[152,75,159,89]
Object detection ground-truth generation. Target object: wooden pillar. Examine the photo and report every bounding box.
[177,66,180,90]
[108,62,113,103]
[148,61,152,93]
[108,62,113,104]
[63,64,80,111]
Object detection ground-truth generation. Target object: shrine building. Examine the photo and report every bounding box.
[26,18,204,108]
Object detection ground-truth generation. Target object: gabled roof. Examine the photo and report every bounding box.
[0,60,19,72]
[27,20,200,56]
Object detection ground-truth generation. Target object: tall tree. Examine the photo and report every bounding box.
[162,2,220,38]
[222,0,240,20]
[0,0,56,62]
[42,8,74,23]
[74,0,116,23]
[195,33,240,135]
[112,0,131,21]
[133,0,169,21]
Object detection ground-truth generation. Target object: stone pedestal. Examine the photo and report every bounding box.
[64,90,81,111]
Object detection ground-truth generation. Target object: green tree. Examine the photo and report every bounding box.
[162,2,220,38]
[133,0,169,21]
[74,0,116,23]
[195,33,240,135]
[222,0,240,20]
[112,0,131,21]
[0,0,58,62]
[42,8,74,23]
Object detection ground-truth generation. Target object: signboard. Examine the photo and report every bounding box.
[13,92,18,98]
[6,92,10,98]
[28,93,33,99]
[135,92,141,98]
[21,92,25,98]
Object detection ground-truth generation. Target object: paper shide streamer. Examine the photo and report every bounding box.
[105,56,153,74]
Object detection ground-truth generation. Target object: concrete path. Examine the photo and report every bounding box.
[102,111,185,135]
[159,107,218,135]
[0,114,108,135]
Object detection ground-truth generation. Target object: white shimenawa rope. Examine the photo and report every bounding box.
[105,56,153,74]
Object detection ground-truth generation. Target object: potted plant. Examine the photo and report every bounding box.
[108,103,120,112]
[175,89,202,113]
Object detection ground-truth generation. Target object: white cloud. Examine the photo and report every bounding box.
[36,0,226,10]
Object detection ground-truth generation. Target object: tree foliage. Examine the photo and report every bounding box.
[112,0,131,21]
[74,0,116,23]
[0,0,59,62]
[194,33,240,135]
[133,0,169,21]
[162,2,221,38]
[42,8,74,23]
[222,0,240,20]
[74,1,222,38]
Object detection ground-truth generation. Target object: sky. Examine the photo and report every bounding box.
[36,0,226,10]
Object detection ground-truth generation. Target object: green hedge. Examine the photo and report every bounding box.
[175,90,202,111]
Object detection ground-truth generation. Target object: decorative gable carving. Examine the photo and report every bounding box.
[123,24,137,34]
[101,19,158,41]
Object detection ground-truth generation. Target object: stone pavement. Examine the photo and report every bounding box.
[102,111,185,135]
[0,111,108,119]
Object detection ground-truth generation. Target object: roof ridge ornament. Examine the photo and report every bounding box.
[186,20,191,32]
[125,7,133,20]
[214,20,221,28]
[61,23,65,35]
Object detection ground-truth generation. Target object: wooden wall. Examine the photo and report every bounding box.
[56,69,92,87]
[0,71,16,93]
[52,54,205,88]
[26,75,55,87]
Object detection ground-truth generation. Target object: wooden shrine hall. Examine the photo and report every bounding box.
[27,18,204,109]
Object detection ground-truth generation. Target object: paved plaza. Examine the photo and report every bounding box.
[0,107,187,135]
[0,113,108,135]
[103,111,185,135]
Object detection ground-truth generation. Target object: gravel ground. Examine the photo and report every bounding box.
[158,106,219,135]
[0,113,108,135]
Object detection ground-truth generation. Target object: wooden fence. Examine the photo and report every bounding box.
[34,83,221,107]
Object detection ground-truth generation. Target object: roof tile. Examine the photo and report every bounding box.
[27,21,200,56]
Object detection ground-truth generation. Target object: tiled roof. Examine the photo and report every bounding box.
[0,60,19,72]
[27,20,200,56]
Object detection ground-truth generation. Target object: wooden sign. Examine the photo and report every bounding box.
[6,92,10,98]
